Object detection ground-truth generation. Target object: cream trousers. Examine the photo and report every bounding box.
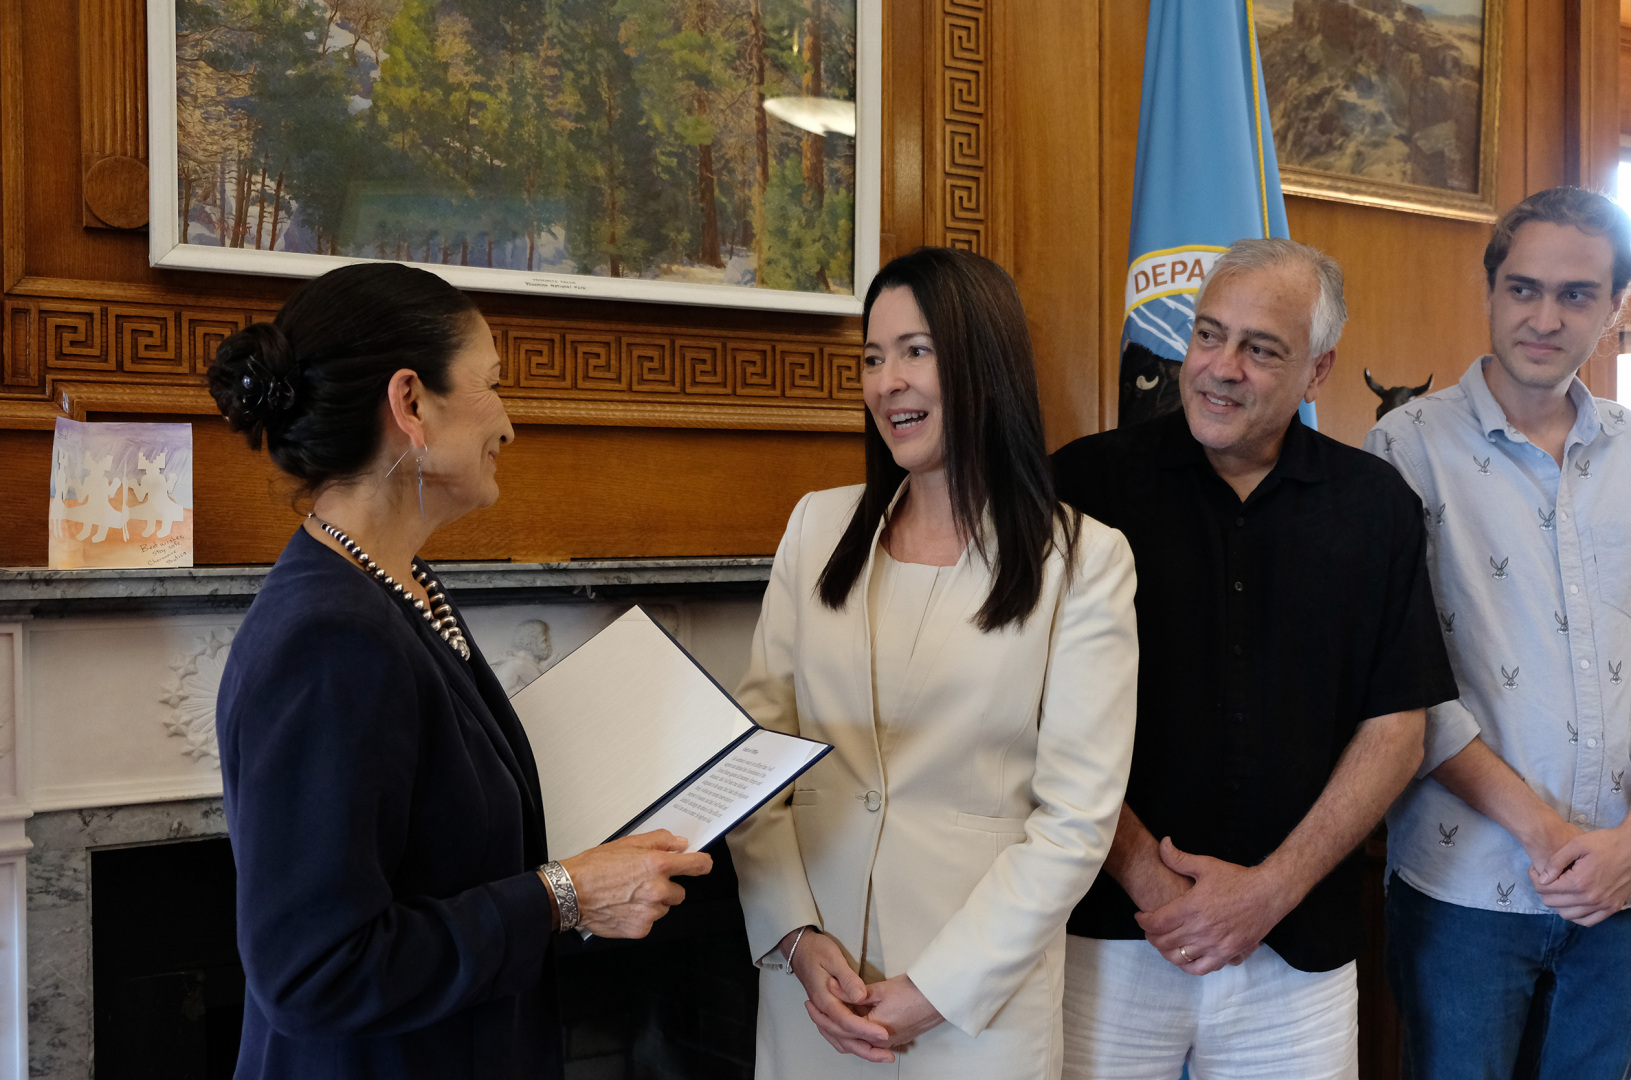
[1061,935,1358,1080]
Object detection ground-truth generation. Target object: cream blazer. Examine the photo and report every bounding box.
[728,484,1138,1077]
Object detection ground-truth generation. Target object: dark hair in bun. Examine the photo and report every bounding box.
[209,263,479,492]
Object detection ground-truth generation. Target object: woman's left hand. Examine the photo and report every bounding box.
[858,975,945,1048]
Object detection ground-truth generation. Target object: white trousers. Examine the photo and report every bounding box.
[1061,936,1358,1080]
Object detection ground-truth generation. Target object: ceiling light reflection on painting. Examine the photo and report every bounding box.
[763,96,857,138]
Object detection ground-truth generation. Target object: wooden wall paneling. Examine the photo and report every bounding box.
[1571,0,1623,399]
[0,416,866,568]
[1620,24,1631,137]
[499,399,858,431]
[52,382,216,421]
[1500,0,1534,212]
[1530,0,1570,193]
[0,400,59,430]
[78,0,148,230]
[0,0,24,294]
[881,0,927,261]
[1000,0,1101,448]
[0,428,51,560]
[1564,0,1622,192]
[22,0,153,286]
[1285,200,1496,449]
[1096,3,1147,434]
[422,426,867,564]
[1,299,37,392]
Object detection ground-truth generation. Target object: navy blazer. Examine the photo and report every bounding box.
[218,529,561,1079]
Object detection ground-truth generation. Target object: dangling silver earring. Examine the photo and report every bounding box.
[385,442,429,519]
[416,444,429,521]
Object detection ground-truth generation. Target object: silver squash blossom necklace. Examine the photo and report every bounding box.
[309,514,472,661]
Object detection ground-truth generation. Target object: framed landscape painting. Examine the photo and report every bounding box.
[147,0,880,314]
[1254,0,1503,222]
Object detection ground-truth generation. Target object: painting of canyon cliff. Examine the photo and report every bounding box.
[1255,0,1499,218]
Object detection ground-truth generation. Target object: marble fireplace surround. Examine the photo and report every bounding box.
[0,558,771,1080]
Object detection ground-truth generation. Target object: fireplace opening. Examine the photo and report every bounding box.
[555,838,758,1079]
[91,837,245,1079]
[84,833,760,1079]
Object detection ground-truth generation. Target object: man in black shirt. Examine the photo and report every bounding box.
[1053,238,1457,1079]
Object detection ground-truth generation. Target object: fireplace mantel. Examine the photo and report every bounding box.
[0,558,773,617]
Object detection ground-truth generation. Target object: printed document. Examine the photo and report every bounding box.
[511,606,828,858]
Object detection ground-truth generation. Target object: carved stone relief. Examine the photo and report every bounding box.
[158,629,233,764]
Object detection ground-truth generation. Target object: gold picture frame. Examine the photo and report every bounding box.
[1254,0,1503,223]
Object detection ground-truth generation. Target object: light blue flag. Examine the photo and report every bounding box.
[1118,0,1316,430]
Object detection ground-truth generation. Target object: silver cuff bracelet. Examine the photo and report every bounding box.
[539,861,580,932]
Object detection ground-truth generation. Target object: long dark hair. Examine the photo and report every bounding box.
[208,262,479,495]
[815,247,1077,631]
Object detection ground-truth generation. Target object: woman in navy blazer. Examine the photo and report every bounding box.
[209,263,711,1080]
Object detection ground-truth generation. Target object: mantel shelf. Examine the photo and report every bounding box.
[0,558,774,617]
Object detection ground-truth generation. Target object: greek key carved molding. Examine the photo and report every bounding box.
[4,296,863,432]
[939,0,988,254]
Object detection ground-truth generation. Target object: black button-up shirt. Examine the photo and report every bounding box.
[1052,410,1457,972]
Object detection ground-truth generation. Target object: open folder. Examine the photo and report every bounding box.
[511,606,831,858]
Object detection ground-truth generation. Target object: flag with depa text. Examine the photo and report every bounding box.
[1119,0,1314,430]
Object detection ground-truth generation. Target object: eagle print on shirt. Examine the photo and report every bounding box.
[1364,364,1631,919]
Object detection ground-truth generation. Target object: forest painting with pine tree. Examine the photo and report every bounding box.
[160,0,868,309]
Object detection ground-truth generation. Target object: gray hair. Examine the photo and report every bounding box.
[1193,237,1348,358]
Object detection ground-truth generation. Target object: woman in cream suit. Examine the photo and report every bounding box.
[728,247,1139,1078]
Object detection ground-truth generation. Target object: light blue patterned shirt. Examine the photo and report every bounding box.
[1364,357,1631,915]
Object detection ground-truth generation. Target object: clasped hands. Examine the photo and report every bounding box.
[1524,816,1631,927]
[1131,837,1297,977]
[781,927,945,1063]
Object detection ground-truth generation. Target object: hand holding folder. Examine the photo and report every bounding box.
[511,606,831,859]
[551,828,710,938]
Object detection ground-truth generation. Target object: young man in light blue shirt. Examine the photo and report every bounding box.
[1365,186,1631,1079]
